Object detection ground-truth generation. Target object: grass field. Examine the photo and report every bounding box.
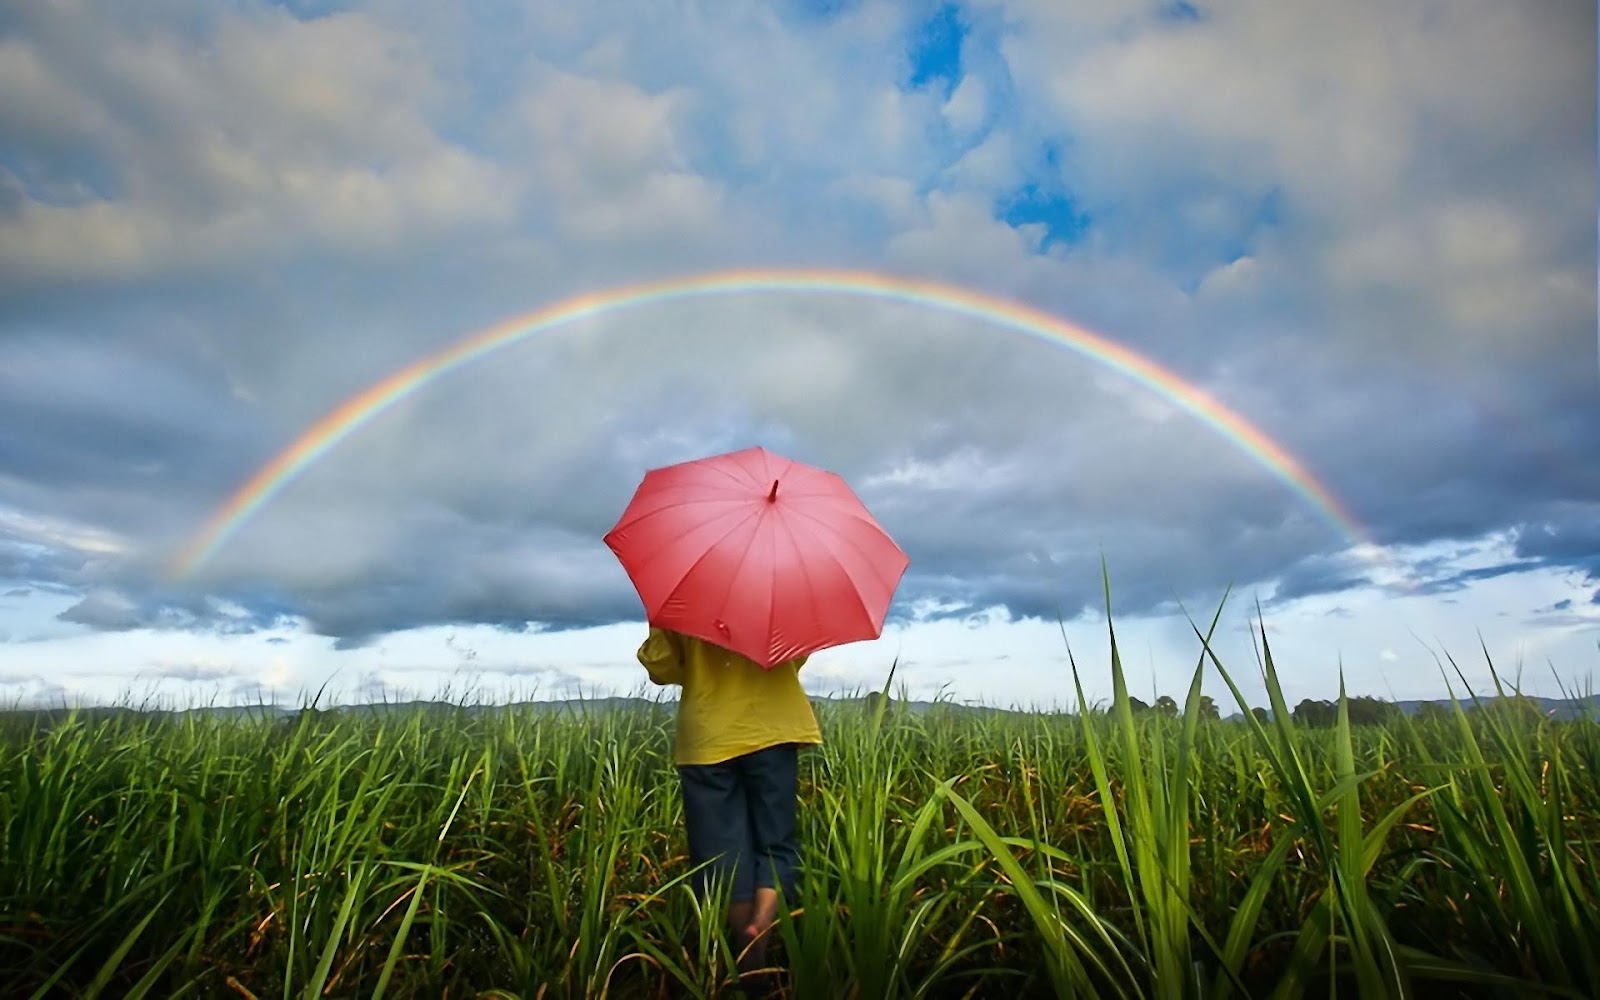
[1,610,1596,999]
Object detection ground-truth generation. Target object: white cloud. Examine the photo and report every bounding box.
[512,68,699,192]
[886,190,1050,273]
[825,174,926,231]
[942,129,1023,193]
[1004,1,1587,208]
[0,5,518,284]
[860,446,1018,492]
[499,64,732,246]
[0,504,126,556]
[987,0,1593,362]
[1194,255,1261,301]
[7,543,1595,709]
[942,72,989,139]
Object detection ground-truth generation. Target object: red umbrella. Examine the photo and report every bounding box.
[603,446,910,668]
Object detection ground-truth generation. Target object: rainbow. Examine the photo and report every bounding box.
[168,268,1379,580]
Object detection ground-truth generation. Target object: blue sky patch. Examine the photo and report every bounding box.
[906,4,965,99]
[999,182,1092,249]
[784,0,866,22]
[1159,2,1206,24]
[261,0,348,19]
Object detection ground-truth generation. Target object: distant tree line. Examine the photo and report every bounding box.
[1126,696,1221,720]
[1287,696,1398,728]
[1123,695,1410,727]
[1119,693,1557,728]
[1125,694,1393,726]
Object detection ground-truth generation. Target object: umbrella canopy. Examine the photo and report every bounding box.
[604,446,910,668]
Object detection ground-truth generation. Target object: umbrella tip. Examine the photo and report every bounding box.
[767,479,779,502]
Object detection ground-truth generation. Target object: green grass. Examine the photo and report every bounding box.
[0,604,1595,998]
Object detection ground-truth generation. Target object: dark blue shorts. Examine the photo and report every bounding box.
[677,742,802,903]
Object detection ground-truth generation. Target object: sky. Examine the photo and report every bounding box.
[0,0,1596,712]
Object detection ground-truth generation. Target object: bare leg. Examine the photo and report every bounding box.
[740,886,780,970]
[728,897,756,961]
[738,745,800,994]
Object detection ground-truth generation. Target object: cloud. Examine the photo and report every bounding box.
[143,660,246,683]
[3,681,74,708]
[55,587,296,636]
[0,503,125,557]
[987,0,1594,381]
[497,66,725,244]
[0,2,517,287]
[1266,553,1372,604]
[1412,561,1547,597]
[1511,502,1600,579]
[0,0,1592,662]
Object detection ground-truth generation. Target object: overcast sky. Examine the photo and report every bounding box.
[1,0,1596,712]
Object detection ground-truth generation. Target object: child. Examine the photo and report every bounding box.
[638,626,822,992]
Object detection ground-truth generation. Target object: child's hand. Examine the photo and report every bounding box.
[638,627,685,686]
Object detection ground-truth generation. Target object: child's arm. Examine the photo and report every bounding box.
[637,627,685,686]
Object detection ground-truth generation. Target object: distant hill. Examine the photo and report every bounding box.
[3,692,1595,726]
[1391,694,1600,720]
[1218,693,1600,723]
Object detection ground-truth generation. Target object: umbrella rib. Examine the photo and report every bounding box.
[623,504,752,586]
[613,455,902,654]
[713,506,769,653]
[769,492,889,532]
[773,507,824,653]
[689,460,762,491]
[615,495,753,532]
[763,508,779,663]
[656,507,761,619]
[778,507,878,633]
[784,502,905,591]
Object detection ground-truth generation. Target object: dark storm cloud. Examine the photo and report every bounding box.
[0,325,272,563]
[1200,347,1600,552]
[0,535,93,585]
[54,585,297,635]
[1511,502,1600,578]
[279,538,642,650]
[1262,555,1373,604]
[1410,561,1546,597]
[1400,501,1600,598]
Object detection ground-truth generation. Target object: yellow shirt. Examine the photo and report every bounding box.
[638,627,824,766]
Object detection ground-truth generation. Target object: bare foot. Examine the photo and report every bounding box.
[739,890,781,991]
[749,887,780,935]
[739,921,769,969]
